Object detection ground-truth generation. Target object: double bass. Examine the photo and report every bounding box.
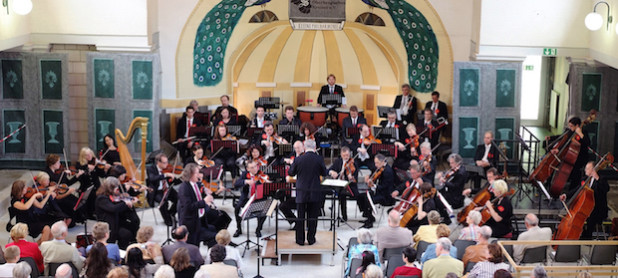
[529,111,596,196]
[553,153,613,241]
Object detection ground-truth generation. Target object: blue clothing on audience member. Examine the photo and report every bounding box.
[420,243,457,266]
[86,243,121,264]
[345,244,381,276]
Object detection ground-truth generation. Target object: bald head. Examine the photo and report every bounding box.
[51,221,68,240]
[388,210,401,227]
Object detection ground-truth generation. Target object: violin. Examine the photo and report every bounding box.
[367,167,384,188]
[343,159,356,183]
[223,134,237,141]
[437,166,458,190]
[54,165,79,176]
[262,133,285,145]
[253,156,268,167]
[121,177,152,192]
[197,156,216,168]
[252,171,270,184]
[404,136,420,149]
[420,154,432,176]
[49,182,71,195]
[362,134,382,145]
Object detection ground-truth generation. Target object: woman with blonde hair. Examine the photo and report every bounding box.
[206,229,243,268]
[5,223,45,273]
[76,147,106,218]
[484,179,513,238]
[126,226,162,262]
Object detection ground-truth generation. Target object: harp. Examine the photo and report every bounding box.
[115,117,149,181]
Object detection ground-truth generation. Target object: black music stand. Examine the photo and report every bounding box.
[74,186,94,246]
[377,106,392,118]
[373,126,399,142]
[261,165,287,182]
[226,125,242,137]
[278,125,299,142]
[161,215,177,246]
[276,144,293,157]
[321,94,342,107]
[247,127,264,141]
[210,140,239,158]
[189,125,212,139]
[370,143,398,158]
[238,197,274,257]
[345,127,360,139]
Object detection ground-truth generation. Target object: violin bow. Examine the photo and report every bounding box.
[588,147,618,173]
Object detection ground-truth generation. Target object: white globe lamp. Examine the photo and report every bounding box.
[12,0,32,15]
[585,12,603,31]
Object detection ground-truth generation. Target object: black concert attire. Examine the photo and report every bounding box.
[393,94,418,125]
[417,118,441,148]
[279,116,302,127]
[146,164,180,226]
[95,194,140,249]
[233,171,267,235]
[439,166,468,210]
[251,117,268,128]
[288,150,327,245]
[76,162,105,219]
[317,84,345,108]
[213,137,239,178]
[341,116,367,142]
[213,105,238,121]
[393,135,420,171]
[349,135,376,171]
[472,143,501,188]
[328,157,362,221]
[213,117,237,126]
[419,155,438,186]
[176,116,203,160]
[359,164,396,226]
[196,182,232,232]
[11,196,60,238]
[99,148,121,167]
[177,180,217,247]
[44,168,84,224]
[549,130,590,193]
[425,100,448,120]
[277,151,301,225]
[379,120,406,143]
[395,179,436,233]
[564,175,609,239]
[484,196,513,238]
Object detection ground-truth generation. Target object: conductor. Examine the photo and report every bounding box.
[287,139,327,246]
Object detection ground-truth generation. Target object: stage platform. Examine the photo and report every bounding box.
[266,230,338,266]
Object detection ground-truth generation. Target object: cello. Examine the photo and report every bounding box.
[397,187,436,228]
[529,111,596,196]
[553,153,613,241]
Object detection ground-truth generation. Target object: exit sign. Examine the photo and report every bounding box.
[543,48,557,56]
[525,65,534,71]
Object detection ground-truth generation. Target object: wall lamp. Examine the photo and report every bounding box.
[585,1,612,31]
[2,0,33,15]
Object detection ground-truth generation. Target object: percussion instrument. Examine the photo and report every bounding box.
[335,107,365,127]
[298,106,328,127]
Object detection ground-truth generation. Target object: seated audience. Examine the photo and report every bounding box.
[513,213,551,263]
[364,264,383,278]
[346,228,381,276]
[5,223,44,273]
[194,267,212,278]
[170,248,197,278]
[462,226,492,269]
[126,247,161,278]
[354,251,375,277]
[86,222,121,265]
[162,225,204,266]
[530,265,547,278]
[0,246,21,278]
[413,210,441,246]
[12,262,31,278]
[153,265,175,278]
[420,224,457,265]
[82,242,112,278]
[54,263,73,278]
[468,243,510,278]
[106,266,129,278]
[206,229,243,269]
[126,226,162,263]
[390,247,422,278]
[422,238,463,278]
[459,210,482,241]
[39,221,85,274]
[375,210,413,262]
[198,244,238,278]
[494,269,513,278]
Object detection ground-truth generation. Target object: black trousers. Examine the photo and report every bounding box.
[296,201,321,244]
[153,188,178,225]
[234,193,266,232]
[338,183,360,220]
[215,155,237,178]
[278,196,297,225]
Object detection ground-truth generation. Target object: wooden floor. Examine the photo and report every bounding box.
[277,230,336,253]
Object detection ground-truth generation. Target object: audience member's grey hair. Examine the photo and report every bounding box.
[304,139,316,151]
[13,261,31,278]
[194,268,211,278]
[525,213,539,227]
[153,265,175,278]
[531,265,547,278]
[448,153,463,164]
[479,226,493,240]
[51,220,68,239]
[445,272,459,278]
[468,210,482,225]
[54,263,72,278]
[357,228,373,244]
[364,264,382,278]
[427,210,441,224]
[436,237,452,252]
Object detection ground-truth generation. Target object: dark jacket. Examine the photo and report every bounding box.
[288,151,327,203]
[177,181,209,245]
[317,84,345,107]
[393,94,417,124]
[474,144,500,169]
[176,116,203,140]
[424,100,448,119]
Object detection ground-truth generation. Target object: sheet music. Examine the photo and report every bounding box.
[321,179,349,188]
[240,194,256,218]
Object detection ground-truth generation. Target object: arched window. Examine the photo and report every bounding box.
[355,13,385,26]
[249,10,278,23]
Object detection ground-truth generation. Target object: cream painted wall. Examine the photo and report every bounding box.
[588,0,618,70]
[427,0,477,61]
[0,5,31,51]
[551,57,570,134]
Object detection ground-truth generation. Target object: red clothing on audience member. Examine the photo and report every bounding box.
[6,239,44,273]
[391,265,422,278]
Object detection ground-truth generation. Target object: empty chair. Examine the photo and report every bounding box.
[453,240,476,260]
[586,245,617,265]
[416,241,430,262]
[383,247,405,263]
[465,261,477,274]
[500,243,514,262]
[521,246,547,264]
[385,254,406,278]
[552,245,581,264]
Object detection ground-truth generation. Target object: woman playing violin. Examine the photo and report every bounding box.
[108,165,149,197]
[232,160,270,238]
[185,144,214,168]
[354,124,381,170]
[99,134,122,173]
[480,179,512,238]
[213,123,239,178]
[95,177,140,249]
[44,154,83,187]
[247,145,268,167]
[300,122,320,146]
[34,172,76,226]
[76,147,106,218]
[394,124,420,170]
[260,122,288,162]
[10,180,54,244]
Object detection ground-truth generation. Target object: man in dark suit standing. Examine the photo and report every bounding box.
[393,84,417,125]
[176,106,203,160]
[146,153,180,227]
[379,109,405,143]
[177,163,217,247]
[340,105,367,145]
[287,139,327,245]
[424,91,448,120]
[417,108,441,148]
[318,74,345,108]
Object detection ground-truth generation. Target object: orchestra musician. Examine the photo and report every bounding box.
[188,99,205,121]
[473,131,500,189]
[481,179,513,238]
[437,153,468,210]
[402,182,437,233]
[318,74,346,109]
[279,141,304,227]
[196,171,232,232]
[545,116,590,193]
[379,109,405,142]
[341,105,367,140]
[418,142,437,183]
[288,139,327,245]
[393,84,418,125]
[328,146,361,222]
[177,163,217,247]
[10,180,54,244]
[232,160,270,238]
[212,95,238,122]
[94,177,140,249]
[251,105,267,128]
[424,91,448,120]
[300,122,320,146]
[351,124,379,170]
[34,172,74,226]
[213,107,237,126]
[185,144,212,167]
[394,124,420,171]
[176,106,203,161]
[146,153,181,227]
[212,123,239,178]
[559,161,609,239]
[361,154,396,228]
[259,122,288,163]
[279,106,302,127]
[108,165,149,198]
[246,145,268,167]
[44,154,83,189]
[463,167,499,198]
[418,108,441,148]
[76,147,106,219]
[99,134,122,173]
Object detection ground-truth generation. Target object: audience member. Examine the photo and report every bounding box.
[468,243,510,278]
[346,228,381,276]
[206,229,243,268]
[577,272,593,278]
[459,210,482,241]
[170,248,197,278]
[12,261,31,278]
[162,225,204,266]
[530,265,547,278]
[40,221,85,274]
[198,244,238,278]
[54,263,73,278]
[126,226,162,262]
[86,222,121,265]
[445,273,459,278]
[390,247,422,278]
[462,226,492,269]
[494,269,512,278]
[355,251,375,277]
[153,265,175,278]
[375,210,413,261]
[414,210,441,246]
[126,247,161,277]
[5,223,44,273]
[194,267,212,278]
[83,242,112,278]
[420,224,457,265]
[364,264,382,278]
[513,213,551,263]
[0,246,20,278]
[422,238,463,278]
[106,266,129,278]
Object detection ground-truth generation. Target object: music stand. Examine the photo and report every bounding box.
[255,97,281,110]
[278,125,300,142]
[370,143,398,158]
[74,186,94,246]
[226,125,242,137]
[345,127,360,139]
[372,126,399,142]
[276,144,293,156]
[189,125,212,139]
[261,165,287,182]
[247,127,264,140]
[321,179,354,229]
[377,106,392,118]
[263,182,293,198]
[238,196,275,257]
[210,140,239,158]
[321,94,342,106]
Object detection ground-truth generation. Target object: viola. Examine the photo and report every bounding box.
[54,165,78,176]
[253,156,268,167]
[121,177,152,192]
[420,154,432,176]
[24,186,47,199]
[252,171,270,184]
[367,167,384,188]
[48,182,71,195]
[222,134,237,141]
[343,159,356,183]
[404,136,420,149]
[162,164,183,175]
[437,166,458,190]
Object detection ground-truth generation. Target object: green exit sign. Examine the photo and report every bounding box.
[543,48,557,56]
[525,65,534,71]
